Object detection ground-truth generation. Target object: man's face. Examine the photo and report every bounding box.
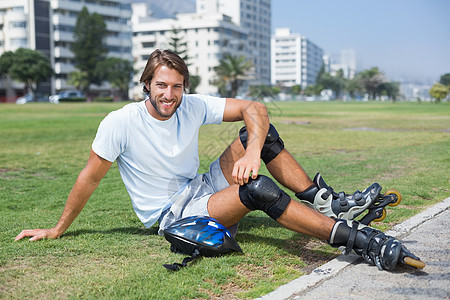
[145,65,184,121]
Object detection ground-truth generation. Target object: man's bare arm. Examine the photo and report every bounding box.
[223,98,269,185]
[15,150,112,241]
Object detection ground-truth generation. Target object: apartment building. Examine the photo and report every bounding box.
[0,0,132,101]
[324,49,357,80]
[131,3,249,98]
[271,28,324,88]
[196,0,271,86]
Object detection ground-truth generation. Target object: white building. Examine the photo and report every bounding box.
[131,3,249,98]
[196,0,271,86]
[400,82,432,101]
[0,0,132,101]
[271,28,324,88]
[325,49,356,79]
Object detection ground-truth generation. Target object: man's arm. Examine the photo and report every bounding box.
[15,150,112,241]
[223,98,269,185]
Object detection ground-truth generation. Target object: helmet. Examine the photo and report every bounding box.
[163,216,242,257]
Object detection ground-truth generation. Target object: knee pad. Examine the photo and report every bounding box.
[239,123,285,164]
[239,175,291,220]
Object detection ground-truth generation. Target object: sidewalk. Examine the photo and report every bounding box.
[259,197,450,300]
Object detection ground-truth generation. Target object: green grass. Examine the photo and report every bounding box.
[1,101,449,299]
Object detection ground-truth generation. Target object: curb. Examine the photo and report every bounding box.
[257,197,450,300]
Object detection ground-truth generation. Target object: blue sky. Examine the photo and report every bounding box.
[272,0,450,83]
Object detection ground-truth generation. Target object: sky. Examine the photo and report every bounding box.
[272,0,450,83]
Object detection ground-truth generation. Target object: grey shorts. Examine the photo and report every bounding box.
[158,158,233,235]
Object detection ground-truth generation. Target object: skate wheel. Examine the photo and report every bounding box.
[404,256,426,269]
[385,189,402,206]
[373,208,387,222]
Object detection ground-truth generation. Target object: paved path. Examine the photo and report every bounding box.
[259,197,450,300]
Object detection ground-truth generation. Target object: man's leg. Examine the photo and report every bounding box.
[207,183,334,240]
[207,176,424,271]
[212,127,424,271]
[238,124,384,221]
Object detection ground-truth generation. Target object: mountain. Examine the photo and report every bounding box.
[128,0,196,18]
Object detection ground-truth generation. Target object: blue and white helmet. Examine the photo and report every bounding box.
[163,216,242,256]
[163,216,242,270]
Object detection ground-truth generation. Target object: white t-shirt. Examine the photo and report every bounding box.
[92,94,226,228]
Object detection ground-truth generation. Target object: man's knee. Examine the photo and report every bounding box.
[238,175,291,220]
[239,123,285,164]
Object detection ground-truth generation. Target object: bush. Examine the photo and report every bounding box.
[93,96,113,102]
[58,97,86,102]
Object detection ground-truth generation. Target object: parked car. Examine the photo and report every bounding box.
[49,90,85,103]
[16,93,48,104]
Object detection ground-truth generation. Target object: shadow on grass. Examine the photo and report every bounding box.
[237,216,338,263]
[62,226,159,238]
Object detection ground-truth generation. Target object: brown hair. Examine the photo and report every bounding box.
[139,49,190,95]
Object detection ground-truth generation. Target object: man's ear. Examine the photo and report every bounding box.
[145,80,150,91]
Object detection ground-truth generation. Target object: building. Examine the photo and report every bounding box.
[0,0,52,101]
[196,0,271,86]
[131,3,249,98]
[0,0,132,102]
[271,28,324,88]
[400,82,432,101]
[325,49,356,79]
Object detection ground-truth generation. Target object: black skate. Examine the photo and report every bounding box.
[329,220,426,271]
[296,173,402,225]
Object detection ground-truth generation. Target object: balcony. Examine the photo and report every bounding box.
[54,46,73,59]
[53,31,73,42]
[54,62,75,74]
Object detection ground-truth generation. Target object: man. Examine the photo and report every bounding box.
[15,50,423,271]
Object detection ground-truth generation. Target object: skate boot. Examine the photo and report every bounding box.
[329,219,425,271]
[296,173,402,225]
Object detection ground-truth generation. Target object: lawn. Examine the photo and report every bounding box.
[1,100,449,299]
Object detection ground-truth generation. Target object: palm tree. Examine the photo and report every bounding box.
[357,67,386,100]
[213,54,253,97]
[68,70,89,93]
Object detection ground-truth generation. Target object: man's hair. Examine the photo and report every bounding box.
[139,49,190,95]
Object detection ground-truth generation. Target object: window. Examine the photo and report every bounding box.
[9,21,27,29]
[142,41,155,48]
[10,38,27,47]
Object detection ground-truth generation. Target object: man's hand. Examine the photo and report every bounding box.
[14,150,112,243]
[15,228,60,242]
[232,152,261,185]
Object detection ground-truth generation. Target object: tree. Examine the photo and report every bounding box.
[167,26,200,94]
[0,51,14,77]
[429,83,449,103]
[2,48,53,94]
[168,27,189,62]
[317,70,346,99]
[303,85,322,97]
[346,77,364,99]
[213,54,253,97]
[70,6,107,92]
[377,82,400,102]
[68,70,89,92]
[95,57,134,100]
[357,67,386,100]
[249,85,279,99]
[291,84,302,95]
[439,73,450,86]
[188,75,201,94]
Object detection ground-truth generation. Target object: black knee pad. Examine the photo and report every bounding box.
[239,175,291,220]
[239,123,284,164]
